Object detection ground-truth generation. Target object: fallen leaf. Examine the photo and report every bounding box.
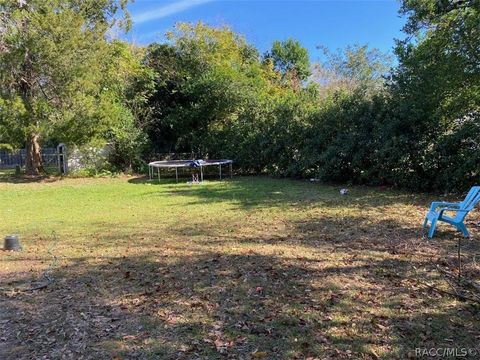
[251,350,267,358]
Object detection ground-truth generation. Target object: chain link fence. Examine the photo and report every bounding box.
[0,148,58,169]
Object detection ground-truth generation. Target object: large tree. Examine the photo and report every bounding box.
[387,0,480,190]
[0,0,130,175]
[313,44,392,97]
[144,22,277,156]
[395,0,479,121]
[265,38,311,82]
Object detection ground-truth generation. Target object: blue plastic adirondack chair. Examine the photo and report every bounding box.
[423,186,480,238]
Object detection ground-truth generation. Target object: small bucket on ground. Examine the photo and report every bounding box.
[4,235,21,251]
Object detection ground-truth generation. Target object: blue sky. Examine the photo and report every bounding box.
[126,0,406,61]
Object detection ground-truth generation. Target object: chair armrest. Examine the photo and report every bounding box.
[430,201,460,211]
[438,207,469,217]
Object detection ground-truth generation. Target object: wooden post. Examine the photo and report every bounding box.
[219,164,222,180]
[175,167,178,183]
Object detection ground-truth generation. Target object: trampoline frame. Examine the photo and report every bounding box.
[148,159,233,183]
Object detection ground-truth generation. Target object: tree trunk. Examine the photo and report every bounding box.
[25,132,42,176]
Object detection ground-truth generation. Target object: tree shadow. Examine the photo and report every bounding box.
[128,175,438,212]
[0,170,62,184]
[2,215,479,359]
[68,202,478,264]
[2,175,479,358]
[0,252,402,359]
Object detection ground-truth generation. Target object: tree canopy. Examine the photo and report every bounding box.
[0,1,478,191]
[0,0,132,174]
[266,38,312,82]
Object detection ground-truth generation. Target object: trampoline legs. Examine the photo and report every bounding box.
[148,161,233,183]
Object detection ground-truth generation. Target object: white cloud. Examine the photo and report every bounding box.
[133,0,216,25]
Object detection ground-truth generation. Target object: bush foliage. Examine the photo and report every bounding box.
[140,12,479,192]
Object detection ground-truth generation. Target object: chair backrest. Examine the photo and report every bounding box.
[455,186,480,221]
[461,186,480,210]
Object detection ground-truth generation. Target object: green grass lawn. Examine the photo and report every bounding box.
[1,175,479,359]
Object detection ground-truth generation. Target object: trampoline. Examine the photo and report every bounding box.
[148,159,233,183]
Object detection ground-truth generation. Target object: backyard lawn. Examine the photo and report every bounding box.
[1,175,479,359]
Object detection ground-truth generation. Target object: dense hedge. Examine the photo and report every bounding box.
[139,19,479,192]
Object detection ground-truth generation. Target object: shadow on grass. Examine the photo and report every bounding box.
[3,251,479,359]
[129,175,437,212]
[2,216,479,359]
[2,176,478,358]
[0,169,62,184]
[72,204,474,257]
